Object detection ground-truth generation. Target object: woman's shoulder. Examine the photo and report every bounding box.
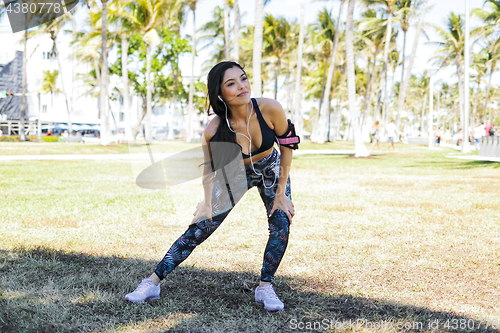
[203,116,221,142]
[254,97,283,114]
[254,98,288,135]
[254,98,285,125]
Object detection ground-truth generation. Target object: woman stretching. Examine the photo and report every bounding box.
[124,61,299,311]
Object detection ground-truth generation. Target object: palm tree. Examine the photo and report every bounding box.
[382,48,399,124]
[414,71,430,132]
[473,0,500,123]
[471,51,488,127]
[124,0,182,143]
[40,70,62,115]
[72,15,103,84]
[473,0,500,30]
[357,8,386,124]
[186,0,199,142]
[395,0,428,131]
[253,0,272,97]
[362,0,397,123]
[233,0,240,61]
[253,0,264,97]
[432,13,471,135]
[309,7,337,142]
[100,0,110,144]
[108,0,137,142]
[346,0,370,157]
[482,40,500,123]
[42,14,75,134]
[223,0,230,59]
[315,0,346,144]
[292,0,306,137]
[394,0,422,128]
[21,22,28,141]
[199,6,226,65]
[395,0,412,76]
[263,14,292,100]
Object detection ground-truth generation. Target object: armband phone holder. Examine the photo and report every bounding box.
[276,119,300,150]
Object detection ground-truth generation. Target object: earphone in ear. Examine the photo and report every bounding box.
[218,96,223,102]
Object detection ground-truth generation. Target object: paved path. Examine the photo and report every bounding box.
[446,155,500,162]
[0,149,356,161]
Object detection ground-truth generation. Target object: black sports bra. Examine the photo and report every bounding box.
[241,98,275,159]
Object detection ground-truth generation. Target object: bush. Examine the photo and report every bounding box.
[42,136,59,143]
[0,135,57,142]
[0,135,22,142]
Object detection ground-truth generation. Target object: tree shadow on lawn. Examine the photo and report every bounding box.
[0,247,498,333]
[405,159,500,170]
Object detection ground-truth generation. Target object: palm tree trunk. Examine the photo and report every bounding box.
[362,56,373,117]
[100,0,109,145]
[93,57,101,84]
[420,92,427,133]
[314,0,345,144]
[223,0,230,60]
[375,12,392,124]
[186,8,197,142]
[132,103,147,139]
[145,44,153,144]
[285,71,292,111]
[318,57,328,121]
[364,50,379,117]
[233,0,240,61]
[253,0,264,97]
[456,62,464,133]
[396,0,428,131]
[484,60,495,123]
[122,35,134,142]
[381,67,391,125]
[20,28,27,141]
[395,29,407,129]
[333,98,342,141]
[472,80,480,128]
[387,67,396,122]
[168,61,180,140]
[274,61,279,100]
[292,0,305,137]
[310,57,328,142]
[346,0,369,157]
[454,104,458,133]
[54,45,72,134]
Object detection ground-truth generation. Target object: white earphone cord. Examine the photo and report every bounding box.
[222,98,278,189]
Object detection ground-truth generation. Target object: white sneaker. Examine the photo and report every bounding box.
[124,278,160,303]
[255,283,284,311]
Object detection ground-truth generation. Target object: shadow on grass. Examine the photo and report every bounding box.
[1,247,498,333]
[404,159,500,170]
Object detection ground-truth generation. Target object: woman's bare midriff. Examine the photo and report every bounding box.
[242,147,274,165]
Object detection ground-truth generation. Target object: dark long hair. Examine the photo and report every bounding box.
[206,61,247,170]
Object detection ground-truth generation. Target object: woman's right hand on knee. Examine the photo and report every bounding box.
[191,200,213,224]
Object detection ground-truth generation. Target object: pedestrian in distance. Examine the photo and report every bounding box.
[386,119,398,150]
[370,121,382,151]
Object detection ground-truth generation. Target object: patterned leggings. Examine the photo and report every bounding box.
[154,148,291,282]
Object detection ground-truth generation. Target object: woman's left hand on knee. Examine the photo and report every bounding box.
[269,194,294,223]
